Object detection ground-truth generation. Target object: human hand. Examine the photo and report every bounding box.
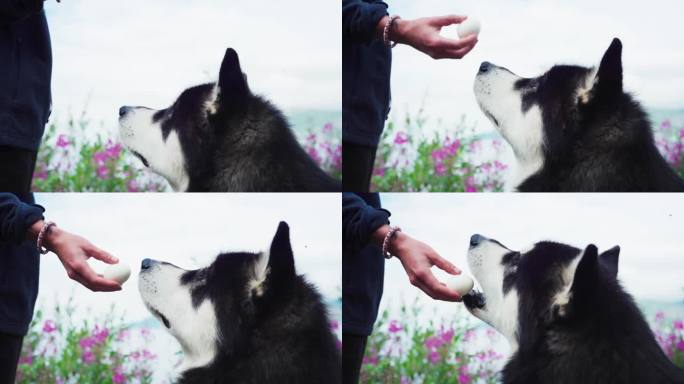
[392,15,478,60]
[31,221,122,292]
[374,226,462,301]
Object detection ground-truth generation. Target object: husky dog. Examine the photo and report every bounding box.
[474,38,684,191]
[138,222,341,383]
[463,234,684,384]
[119,48,341,192]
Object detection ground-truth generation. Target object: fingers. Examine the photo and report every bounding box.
[429,252,461,275]
[429,34,478,59]
[412,269,461,302]
[85,243,119,264]
[69,261,121,292]
[430,14,467,27]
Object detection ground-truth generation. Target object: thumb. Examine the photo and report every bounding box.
[430,14,467,27]
[85,243,119,264]
[430,252,461,275]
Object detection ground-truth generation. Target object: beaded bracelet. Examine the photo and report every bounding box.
[382,226,402,259]
[37,221,56,255]
[383,15,401,48]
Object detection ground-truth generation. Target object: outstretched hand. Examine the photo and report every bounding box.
[374,226,462,301]
[31,221,122,292]
[391,15,478,60]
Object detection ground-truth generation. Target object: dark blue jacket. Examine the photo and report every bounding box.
[0,1,52,151]
[342,192,390,335]
[0,192,44,335]
[342,0,392,147]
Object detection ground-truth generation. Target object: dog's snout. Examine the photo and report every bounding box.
[470,234,486,248]
[479,61,492,74]
[141,258,155,270]
[119,106,132,117]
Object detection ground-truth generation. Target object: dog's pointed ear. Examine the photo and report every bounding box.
[217,48,249,112]
[592,38,623,97]
[567,244,602,303]
[267,221,296,280]
[599,245,620,278]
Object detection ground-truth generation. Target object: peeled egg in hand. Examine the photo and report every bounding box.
[445,274,475,296]
[457,18,481,38]
[102,262,131,285]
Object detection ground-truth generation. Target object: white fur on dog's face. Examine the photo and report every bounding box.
[467,236,520,350]
[474,65,544,189]
[138,260,217,371]
[118,107,189,191]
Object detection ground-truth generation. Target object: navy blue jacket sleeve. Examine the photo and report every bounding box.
[0,193,44,244]
[0,0,44,24]
[343,192,390,252]
[342,0,389,43]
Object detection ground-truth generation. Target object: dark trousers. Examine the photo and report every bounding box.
[0,332,23,384]
[342,142,377,193]
[0,145,37,383]
[342,333,368,384]
[0,146,38,195]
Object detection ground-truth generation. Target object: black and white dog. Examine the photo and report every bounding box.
[463,234,684,383]
[119,48,341,192]
[474,38,684,191]
[138,222,341,383]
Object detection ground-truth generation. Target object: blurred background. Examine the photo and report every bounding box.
[22,193,341,383]
[361,193,684,382]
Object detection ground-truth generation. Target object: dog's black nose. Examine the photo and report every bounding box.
[479,61,492,73]
[470,234,486,247]
[119,106,132,117]
[141,258,154,270]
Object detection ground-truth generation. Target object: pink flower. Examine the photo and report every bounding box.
[113,366,126,384]
[18,355,33,365]
[434,162,447,176]
[79,336,96,350]
[92,325,109,344]
[394,132,409,145]
[458,373,471,383]
[661,120,672,129]
[677,340,684,351]
[56,134,70,148]
[42,320,57,333]
[465,176,477,192]
[105,141,122,159]
[463,329,476,342]
[655,312,666,323]
[142,349,156,360]
[388,320,403,334]
[674,319,684,330]
[329,320,339,331]
[323,122,334,133]
[440,328,454,344]
[127,179,139,192]
[97,165,109,178]
[428,350,440,364]
[93,151,108,166]
[82,350,95,364]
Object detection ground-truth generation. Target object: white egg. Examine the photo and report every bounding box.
[445,274,475,296]
[457,18,481,38]
[103,262,131,285]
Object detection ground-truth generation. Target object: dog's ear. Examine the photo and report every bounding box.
[216,48,249,112]
[599,245,620,278]
[249,222,296,298]
[581,38,623,105]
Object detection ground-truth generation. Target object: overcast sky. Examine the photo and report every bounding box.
[379,193,684,324]
[34,193,341,323]
[43,0,340,129]
[389,0,684,134]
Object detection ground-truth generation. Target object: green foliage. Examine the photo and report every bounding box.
[372,111,507,192]
[17,298,155,384]
[361,303,502,384]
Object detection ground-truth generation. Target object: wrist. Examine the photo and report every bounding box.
[391,18,410,45]
[43,226,64,252]
[389,232,410,258]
